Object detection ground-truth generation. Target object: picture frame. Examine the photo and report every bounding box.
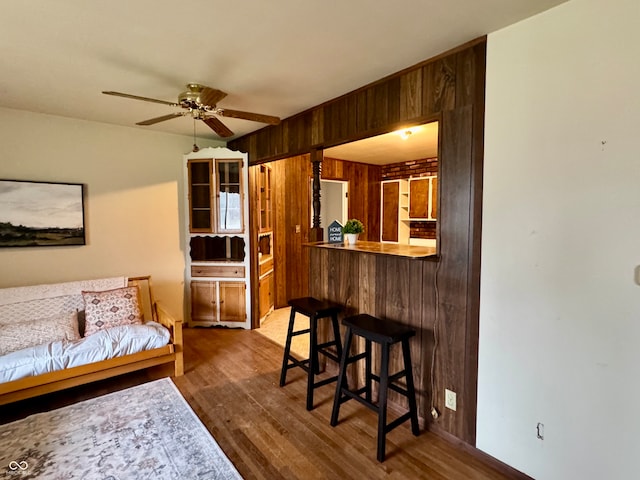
[0,179,86,248]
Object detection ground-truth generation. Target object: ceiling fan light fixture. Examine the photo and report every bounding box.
[102,83,280,138]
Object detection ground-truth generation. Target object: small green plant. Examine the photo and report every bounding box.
[342,218,365,234]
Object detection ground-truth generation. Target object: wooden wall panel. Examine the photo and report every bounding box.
[247,166,260,328]
[271,159,288,308]
[400,68,423,121]
[437,105,474,440]
[231,37,486,447]
[322,157,381,242]
[422,56,457,116]
[270,155,382,308]
[284,155,311,303]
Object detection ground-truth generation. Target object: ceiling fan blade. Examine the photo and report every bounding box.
[136,112,185,126]
[219,108,280,125]
[200,87,227,107]
[203,117,234,138]
[102,91,178,106]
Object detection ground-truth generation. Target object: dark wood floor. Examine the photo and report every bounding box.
[1,328,515,480]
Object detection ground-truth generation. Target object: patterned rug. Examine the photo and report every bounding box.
[0,379,242,479]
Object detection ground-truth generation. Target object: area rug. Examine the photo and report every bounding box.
[0,378,242,479]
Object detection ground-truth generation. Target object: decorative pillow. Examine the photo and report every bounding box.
[82,286,142,336]
[0,311,80,356]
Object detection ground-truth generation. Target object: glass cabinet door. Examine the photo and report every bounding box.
[216,159,243,233]
[188,159,213,232]
[259,164,273,232]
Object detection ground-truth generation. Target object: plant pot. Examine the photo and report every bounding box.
[345,233,359,245]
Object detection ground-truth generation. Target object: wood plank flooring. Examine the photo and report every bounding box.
[0,328,515,479]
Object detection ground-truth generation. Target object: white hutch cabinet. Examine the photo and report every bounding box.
[184,147,251,329]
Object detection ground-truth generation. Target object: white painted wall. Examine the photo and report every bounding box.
[479,0,640,478]
[321,180,347,228]
[0,107,223,319]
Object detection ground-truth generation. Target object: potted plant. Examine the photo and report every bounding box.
[342,218,364,245]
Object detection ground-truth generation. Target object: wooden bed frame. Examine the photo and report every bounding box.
[0,276,183,406]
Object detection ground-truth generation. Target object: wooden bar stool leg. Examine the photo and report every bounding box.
[377,342,390,462]
[402,338,420,436]
[365,338,372,403]
[279,308,297,387]
[331,313,343,359]
[307,315,319,411]
[330,327,352,426]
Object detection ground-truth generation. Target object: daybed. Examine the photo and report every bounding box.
[0,275,183,405]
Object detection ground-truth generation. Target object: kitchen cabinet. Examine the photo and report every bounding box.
[409,176,437,221]
[190,281,246,324]
[256,163,274,321]
[258,271,274,320]
[258,164,273,233]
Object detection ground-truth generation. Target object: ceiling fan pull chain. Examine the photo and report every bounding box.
[192,118,199,152]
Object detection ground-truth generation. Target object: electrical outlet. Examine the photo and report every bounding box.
[537,422,544,440]
[445,389,457,411]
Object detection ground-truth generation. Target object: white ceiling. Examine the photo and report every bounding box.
[0,0,567,141]
[325,122,439,165]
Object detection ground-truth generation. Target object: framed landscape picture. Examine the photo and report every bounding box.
[0,179,86,247]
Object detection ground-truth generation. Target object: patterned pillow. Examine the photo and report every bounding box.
[0,311,80,356]
[83,286,142,336]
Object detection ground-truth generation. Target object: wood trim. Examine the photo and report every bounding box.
[0,348,176,405]
[248,165,260,328]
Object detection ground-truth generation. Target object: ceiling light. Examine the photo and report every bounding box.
[395,126,420,140]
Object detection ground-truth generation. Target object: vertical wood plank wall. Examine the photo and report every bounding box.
[258,156,383,309]
[322,157,381,242]
[232,38,486,446]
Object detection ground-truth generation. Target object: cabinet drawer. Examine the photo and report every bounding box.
[191,265,245,278]
[259,257,274,276]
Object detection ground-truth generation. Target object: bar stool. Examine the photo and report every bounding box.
[330,314,419,462]
[279,297,343,411]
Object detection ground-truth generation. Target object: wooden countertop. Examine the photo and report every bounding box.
[306,241,437,259]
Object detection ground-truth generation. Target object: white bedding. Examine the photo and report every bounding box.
[0,321,170,384]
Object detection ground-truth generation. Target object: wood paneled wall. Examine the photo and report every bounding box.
[233,38,486,446]
[262,156,382,309]
[322,157,381,242]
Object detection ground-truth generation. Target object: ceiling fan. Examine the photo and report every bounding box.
[102,83,280,138]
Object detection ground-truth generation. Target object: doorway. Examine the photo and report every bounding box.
[310,179,349,229]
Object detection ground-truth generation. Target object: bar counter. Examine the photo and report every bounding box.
[308,241,440,422]
[306,240,437,259]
